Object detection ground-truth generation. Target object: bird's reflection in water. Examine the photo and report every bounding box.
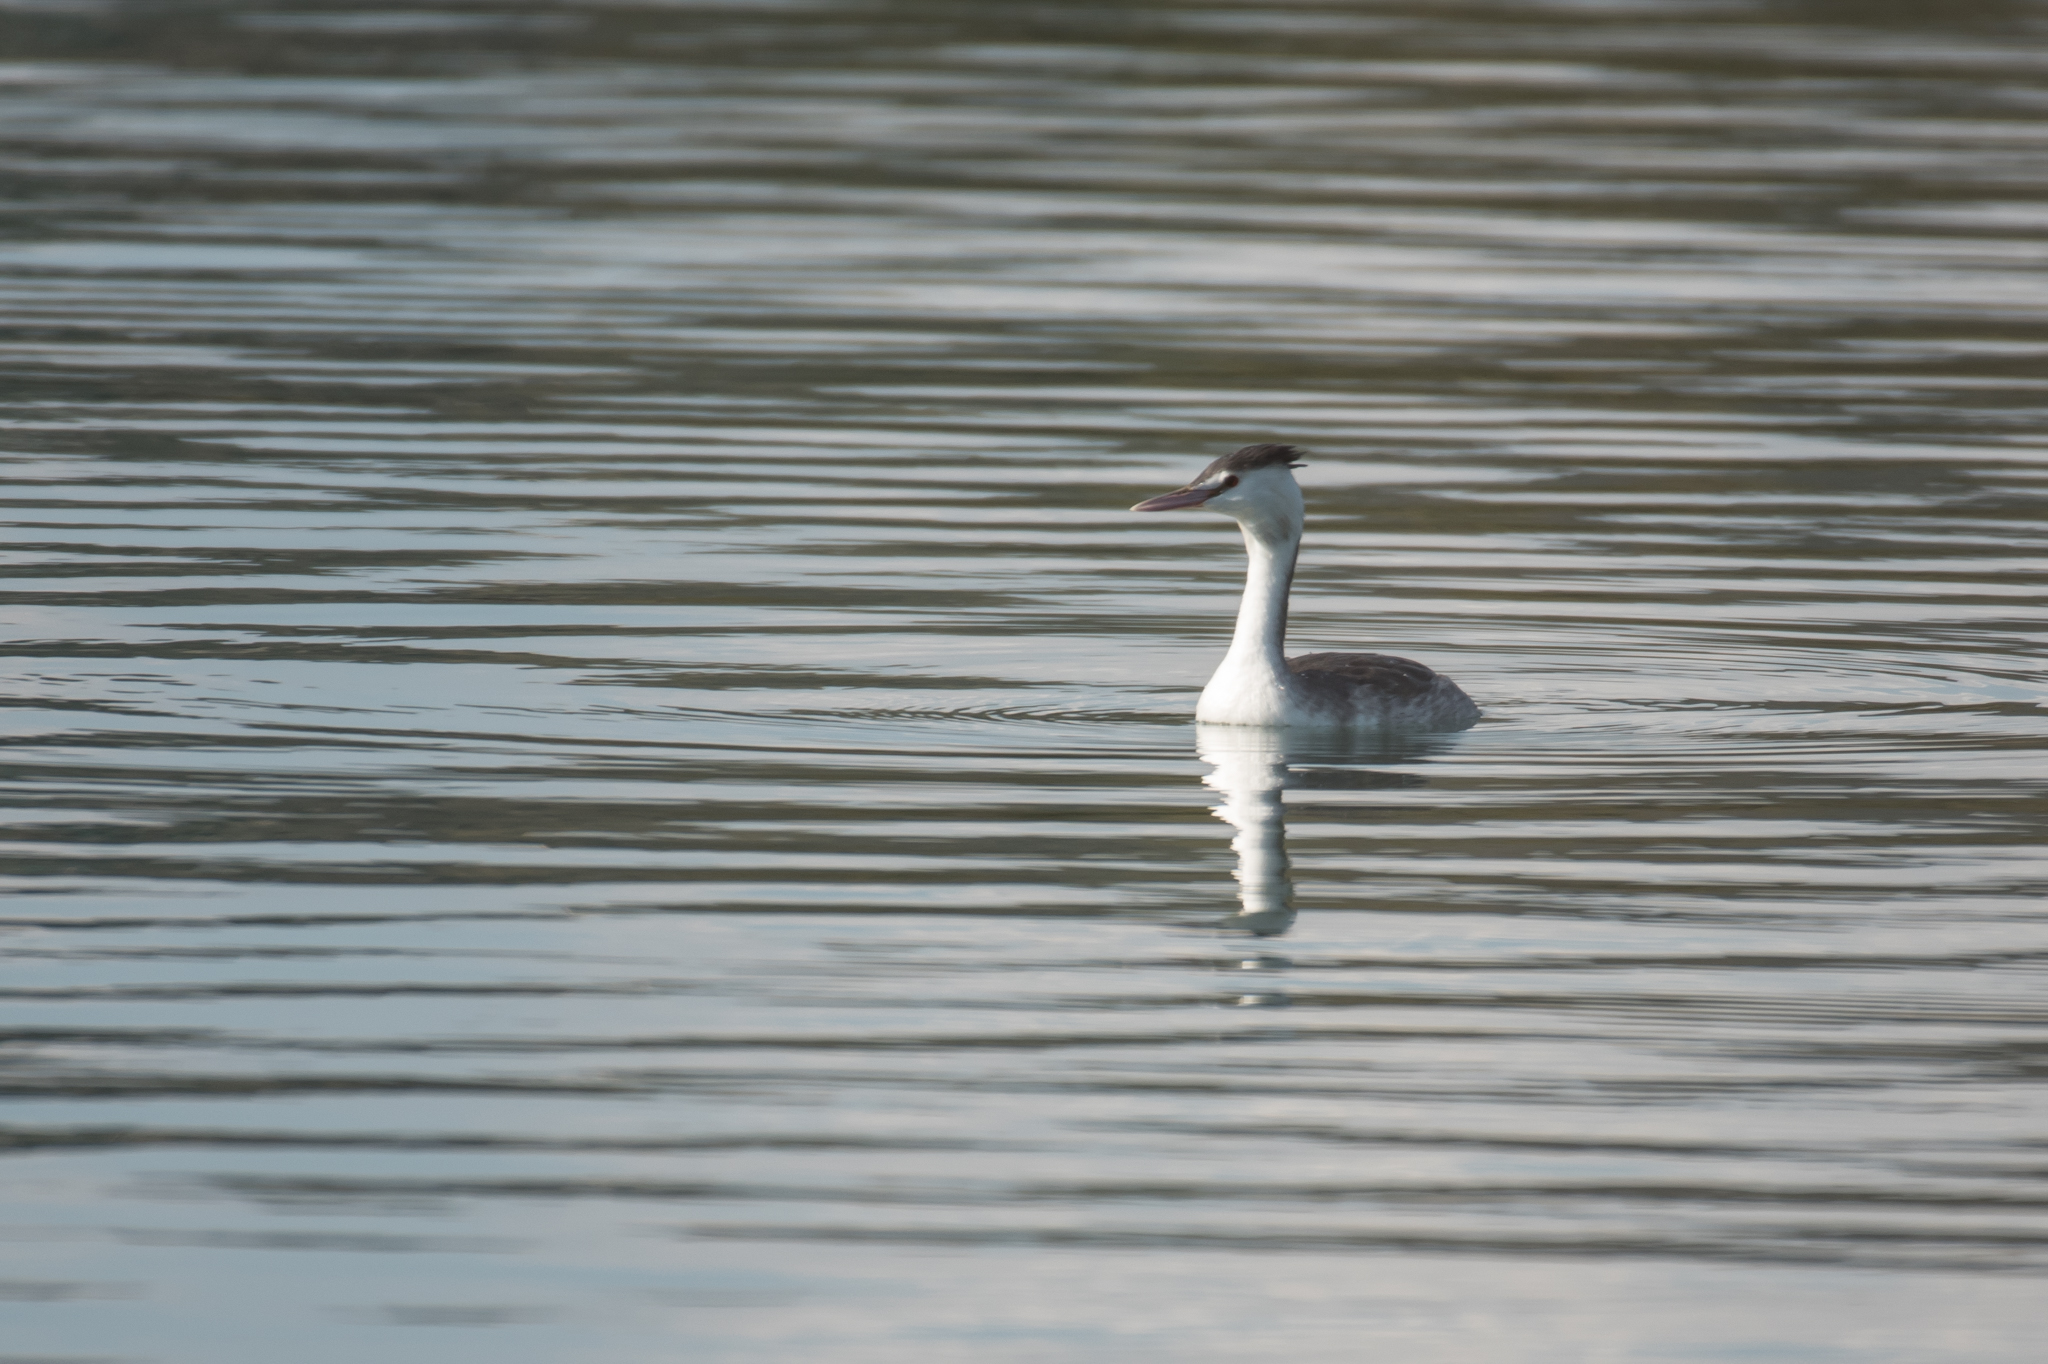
[1196,723,1446,950]
[1198,725,1298,940]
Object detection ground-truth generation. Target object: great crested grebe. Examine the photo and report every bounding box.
[1133,443,1480,731]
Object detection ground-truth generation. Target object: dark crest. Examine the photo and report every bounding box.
[1197,443,1307,484]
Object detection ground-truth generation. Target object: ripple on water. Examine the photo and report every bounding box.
[2,2,2048,1362]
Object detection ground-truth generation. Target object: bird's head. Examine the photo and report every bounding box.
[1132,443,1307,541]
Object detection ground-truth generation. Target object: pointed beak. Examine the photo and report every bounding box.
[1132,485,1217,512]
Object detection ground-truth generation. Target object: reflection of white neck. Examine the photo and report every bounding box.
[1198,725,1293,935]
[1197,482,1305,728]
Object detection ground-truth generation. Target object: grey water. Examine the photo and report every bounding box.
[3,2,2047,1360]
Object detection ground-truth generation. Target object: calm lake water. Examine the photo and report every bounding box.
[3,2,2047,1361]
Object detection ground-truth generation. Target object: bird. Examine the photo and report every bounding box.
[1132,443,1480,731]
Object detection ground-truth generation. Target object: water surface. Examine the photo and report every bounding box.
[3,2,2047,1361]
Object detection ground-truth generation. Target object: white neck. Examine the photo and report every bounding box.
[1196,476,1304,726]
[1223,520,1297,676]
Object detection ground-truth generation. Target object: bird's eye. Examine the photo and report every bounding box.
[1221,475,1239,489]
